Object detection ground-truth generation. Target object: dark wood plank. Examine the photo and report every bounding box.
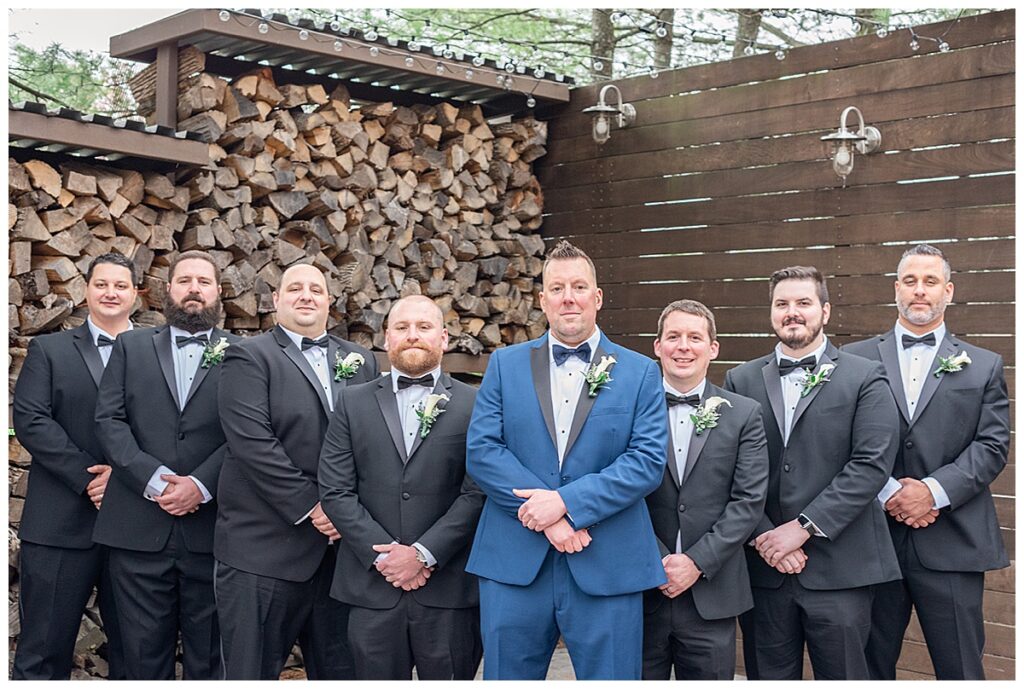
[985,562,1016,594]
[539,106,1015,191]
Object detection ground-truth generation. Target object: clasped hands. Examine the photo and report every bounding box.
[885,477,940,528]
[513,488,591,554]
[85,464,111,510]
[754,520,810,575]
[372,543,431,591]
[156,474,203,516]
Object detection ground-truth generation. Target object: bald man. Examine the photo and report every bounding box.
[214,264,379,679]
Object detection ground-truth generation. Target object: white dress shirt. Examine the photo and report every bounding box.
[144,325,213,504]
[548,328,603,467]
[876,322,950,510]
[664,377,706,553]
[280,326,333,413]
[775,336,829,446]
[87,316,132,367]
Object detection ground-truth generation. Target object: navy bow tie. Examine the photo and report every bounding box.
[666,392,701,408]
[778,356,816,376]
[552,342,591,366]
[397,374,434,390]
[901,333,936,349]
[301,336,329,351]
[96,334,115,348]
[175,333,209,348]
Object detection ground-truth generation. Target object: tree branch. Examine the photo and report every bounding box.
[9,76,73,108]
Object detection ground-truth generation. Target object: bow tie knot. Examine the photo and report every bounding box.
[96,334,115,348]
[901,333,936,349]
[778,355,817,376]
[397,374,434,390]
[301,335,329,351]
[552,342,591,366]
[175,333,209,348]
[666,392,701,408]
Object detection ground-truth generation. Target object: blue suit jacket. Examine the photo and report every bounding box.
[466,332,668,596]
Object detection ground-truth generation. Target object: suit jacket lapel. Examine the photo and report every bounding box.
[529,339,558,451]
[564,342,606,459]
[878,331,911,423]
[681,386,714,484]
[72,323,104,388]
[910,334,958,427]
[407,373,453,462]
[664,427,682,487]
[153,327,181,411]
[275,326,332,417]
[182,328,227,409]
[373,377,408,463]
[761,358,786,439]
[789,344,837,435]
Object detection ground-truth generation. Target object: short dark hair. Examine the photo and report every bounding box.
[769,266,829,305]
[543,240,597,284]
[657,299,717,341]
[169,250,221,282]
[898,243,951,281]
[85,252,138,286]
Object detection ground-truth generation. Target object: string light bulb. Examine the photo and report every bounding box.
[775,49,786,60]
[364,28,378,41]
[876,27,888,38]
[333,40,343,52]
[526,96,536,108]
[909,38,920,51]
[655,24,668,38]
[298,29,309,40]
[258,22,269,34]
[218,10,230,22]
[939,40,950,52]
[369,46,380,57]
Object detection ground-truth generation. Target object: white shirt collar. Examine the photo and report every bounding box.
[87,316,131,345]
[168,324,214,342]
[775,335,829,366]
[663,377,707,399]
[390,365,442,394]
[279,325,327,351]
[548,327,602,362]
[893,320,946,345]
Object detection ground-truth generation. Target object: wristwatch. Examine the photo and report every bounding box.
[413,546,428,566]
[797,514,817,535]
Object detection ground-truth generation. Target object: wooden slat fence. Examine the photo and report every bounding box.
[535,10,1014,680]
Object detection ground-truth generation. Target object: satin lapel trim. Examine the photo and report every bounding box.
[182,328,226,409]
[682,390,713,484]
[529,342,557,451]
[910,336,958,428]
[407,373,454,463]
[761,359,786,440]
[153,327,181,411]
[665,427,682,487]
[328,338,344,409]
[72,324,104,388]
[564,344,606,460]
[280,336,332,417]
[879,334,911,424]
[789,349,835,437]
[374,378,408,463]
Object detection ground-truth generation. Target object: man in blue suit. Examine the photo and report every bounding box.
[466,240,668,680]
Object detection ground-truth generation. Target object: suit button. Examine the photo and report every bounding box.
[783,464,791,472]
[402,492,411,500]
[178,432,185,440]
[905,440,914,449]
[678,505,686,513]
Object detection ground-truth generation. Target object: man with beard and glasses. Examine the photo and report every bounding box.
[12,253,132,680]
[843,244,1009,680]
[215,263,377,680]
[319,295,485,680]
[93,250,237,679]
[723,266,900,680]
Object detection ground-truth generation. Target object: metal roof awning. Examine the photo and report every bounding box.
[8,101,211,169]
[110,8,572,124]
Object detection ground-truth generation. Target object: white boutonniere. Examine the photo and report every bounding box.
[934,350,971,377]
[690,396,732,435]
[800,363,835,398]
[584,355,616,397]
[201,337,230,368]
[415,393,449,438]
[334,351,365,381]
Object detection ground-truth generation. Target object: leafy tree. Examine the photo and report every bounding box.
[8,42,135,115]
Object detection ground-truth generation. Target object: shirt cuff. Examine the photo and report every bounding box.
[877,476,903,507]
[921,477,950,509]
[144,465,173,500]
[412,542,437,568]
[187,476,213,504]
[294,504,318,526]
[374,540,400,564]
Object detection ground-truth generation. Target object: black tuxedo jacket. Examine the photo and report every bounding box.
[319,373,484,610]
[214,326,379,583]
[14,324,112,548]
[645,384,768,620]
[843,330,1009,572]
[93,325,238,553]
[723,341,901,591]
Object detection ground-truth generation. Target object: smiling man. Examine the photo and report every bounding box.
[466,240,667,680]
[642,300,768,680]
[843,244,1010,679]
[214,263,378,680]
[723,266,900,680]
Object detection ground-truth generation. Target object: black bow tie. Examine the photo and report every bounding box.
[175,334,209,348]
[397,374,434,390]
[301,336,329,351]
[666,392,701,408]
[96,334,115,348]
[778,356,817,376]
[901,333,936,349]
[552,342,591,366]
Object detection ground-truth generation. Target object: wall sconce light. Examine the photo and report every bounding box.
[820,106,881,184]
[582,84,635,145]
